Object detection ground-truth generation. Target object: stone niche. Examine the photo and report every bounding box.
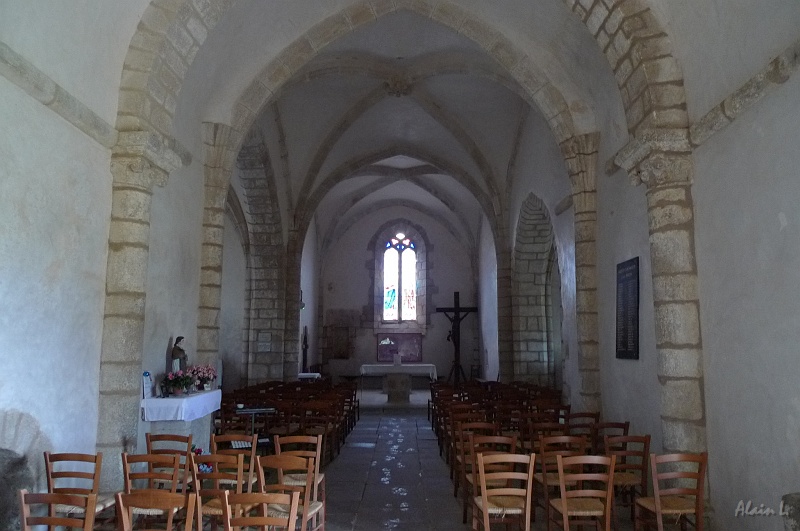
[0,410,51,531]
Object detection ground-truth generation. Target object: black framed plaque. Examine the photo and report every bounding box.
[615,257,640,359]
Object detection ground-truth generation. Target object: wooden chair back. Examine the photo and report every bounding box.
[605,434,651,520]
[550,454,616,531]
[274,434,324,502]
[122,453,180,493]
[19,490,97,531]
[115,491,196,531]
[641,452,707,531]
[566,411,600,438]
[44,451,102,496]
[257,453,320,531]
[212,433,258,492]
[43,451,116,517]
[145,433,193,489]
[590,421,630,454]
[220,490,299,531]
[475,452,536,531]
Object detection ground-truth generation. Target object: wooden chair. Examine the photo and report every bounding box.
[190,453,245,530]
[454,421,498,498]
[122,453,181,493]
[520,417,568,456]
[300,400,341,466]
[446,408,485,479]
[257,453,323,531]
[220,490,299,531]
[566,412,600,439]
[18,489,97,531]
[534,435,588,522]
[275,433,326,524]
[604,434,651,522]
[43,451,115,520]
[547,454,616,531]
[122,452,182,522]
[212,433,259,492]
[464,433,518,525]
[472,452,536,531]
[635,452,707,531]
[115,491,196,531]
[590,421,629,455]
[145,433,193,491]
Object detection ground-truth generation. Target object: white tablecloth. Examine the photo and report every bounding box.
[141,389,222,422]
[360,364,437,380]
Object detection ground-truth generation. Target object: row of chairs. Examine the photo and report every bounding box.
[19,488,299,531]
[217,379,360,465]
[25,431,327,530]
[470,448,707,531]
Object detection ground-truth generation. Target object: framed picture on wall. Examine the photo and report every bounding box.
[615,257,640,359]
[377,333,422,363]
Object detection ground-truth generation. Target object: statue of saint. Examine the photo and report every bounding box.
[171,336,188,373]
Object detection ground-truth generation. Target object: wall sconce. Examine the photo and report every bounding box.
[300,289,306,310]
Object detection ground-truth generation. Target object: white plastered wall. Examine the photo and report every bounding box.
[693,71,800,530]
[0,75,112,453]
[595,171,662,447]
[300,220,320,370]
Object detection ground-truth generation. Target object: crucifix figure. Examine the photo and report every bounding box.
[436,292,478,387]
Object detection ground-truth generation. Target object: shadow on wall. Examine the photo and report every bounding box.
[0,409,53,531]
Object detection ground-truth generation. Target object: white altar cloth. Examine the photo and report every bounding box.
[141,389,221,422]
[359,363,438,380]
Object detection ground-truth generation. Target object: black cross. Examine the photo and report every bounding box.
[436,292,478,387]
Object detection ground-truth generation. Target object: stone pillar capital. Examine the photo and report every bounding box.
[111,130,188,189]
[613,128,692,185]
[638,152,694,189]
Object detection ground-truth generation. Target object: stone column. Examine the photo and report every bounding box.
[638,152,707,454]
[561,133,601,412]
[196,123,240,366]
[98,131,182,492]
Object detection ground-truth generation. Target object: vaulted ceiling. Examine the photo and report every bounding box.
[175,2,627,252]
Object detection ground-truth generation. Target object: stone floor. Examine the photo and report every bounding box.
[324,390,637,531]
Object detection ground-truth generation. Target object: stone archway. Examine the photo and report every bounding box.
[513,193,557,386]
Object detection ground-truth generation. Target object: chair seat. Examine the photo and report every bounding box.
[637,495,697,515]
[473,495,525,515]
[283,472,325,488]
[55,494,116,515]
[614,471,642,486]
[200,497,225,516]
[267,500,324,518]
[549,497,605,517]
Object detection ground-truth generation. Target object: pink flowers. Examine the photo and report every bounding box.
[187,364,217,383]
[164,370,193,389]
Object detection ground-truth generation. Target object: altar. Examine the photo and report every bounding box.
[359,364,437,402]
[140,389,221,447]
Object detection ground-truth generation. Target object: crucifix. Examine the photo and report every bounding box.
[436,291,478,387]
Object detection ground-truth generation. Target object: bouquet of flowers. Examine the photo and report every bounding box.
[163,370,193,391]
[192,444,212,473]
[187,364,217,384]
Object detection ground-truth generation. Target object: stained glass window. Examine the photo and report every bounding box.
[383,233,417,321]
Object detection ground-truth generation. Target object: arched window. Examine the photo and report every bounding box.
[383,233,417,321]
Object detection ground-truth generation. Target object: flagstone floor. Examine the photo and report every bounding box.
[323,390,638,531]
